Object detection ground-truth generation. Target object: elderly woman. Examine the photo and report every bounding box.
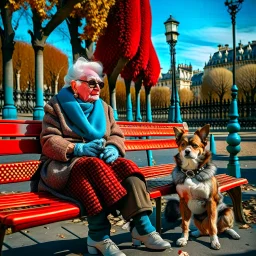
[36,57,171,256]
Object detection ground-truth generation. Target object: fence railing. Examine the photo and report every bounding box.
[0,89,54,114]
[118,99,256,130]
[0,89,255,130]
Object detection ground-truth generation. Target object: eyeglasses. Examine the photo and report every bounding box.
[76,79,104,89]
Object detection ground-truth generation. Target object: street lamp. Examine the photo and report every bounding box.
[164,15,182,123]
[224,0,244,178]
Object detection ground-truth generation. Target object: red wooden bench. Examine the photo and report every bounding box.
[0,120,248,255]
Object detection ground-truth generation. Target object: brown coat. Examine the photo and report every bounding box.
[38,96,125,192]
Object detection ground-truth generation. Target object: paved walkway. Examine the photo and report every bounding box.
[1,133,256,256]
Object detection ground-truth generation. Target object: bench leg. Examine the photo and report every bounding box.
[155,197,162,234]
[0,225,6,256]
[226,186,248,224]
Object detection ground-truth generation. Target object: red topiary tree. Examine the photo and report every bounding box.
[94,0,141,119]
[120,0,151,121]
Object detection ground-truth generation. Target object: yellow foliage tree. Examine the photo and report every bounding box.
[236,64,256,101]
[71,0,116,42]
[100,76,110,104]
[150,86,170,107]
[43,44,68,92]
[12,41,34,91]
[1,41,68,91]
[179,88,194,104]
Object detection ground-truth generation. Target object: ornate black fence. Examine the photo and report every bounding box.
[0,88,54,115]
[118,99,256,130]
[0,88,255,130]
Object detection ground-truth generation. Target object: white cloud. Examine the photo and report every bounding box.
[152,25,256,73]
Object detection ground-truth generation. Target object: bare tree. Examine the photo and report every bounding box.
[201,68,232,102]
[236,64,256,102]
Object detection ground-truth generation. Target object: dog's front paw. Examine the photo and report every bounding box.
[210,236,221,250]
[176,237,188,247]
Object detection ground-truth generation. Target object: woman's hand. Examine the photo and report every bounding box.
[74,139,105,157]
[100,145,119,164]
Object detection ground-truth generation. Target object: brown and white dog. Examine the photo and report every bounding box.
[171,124,240,250]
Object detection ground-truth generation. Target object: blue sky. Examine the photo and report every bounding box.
[11,0,256,74]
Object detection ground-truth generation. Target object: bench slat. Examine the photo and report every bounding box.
[140,164,175,178]
[124,139,177,151]
[0,122,42,137]
[0,202,80,232]
[218,179,248,192]
[0,140,41,155]
[117,121,187,129]
[120,127,177,137]
[0,198,69,209]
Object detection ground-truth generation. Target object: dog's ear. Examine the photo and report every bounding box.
[173,127,185,143]
[194,124,210,143]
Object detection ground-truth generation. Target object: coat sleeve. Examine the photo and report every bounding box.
[105,105,126,156]
[40,101,72,162]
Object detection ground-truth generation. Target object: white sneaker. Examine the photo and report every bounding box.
[87,236,126,256]
[131,227,171,250]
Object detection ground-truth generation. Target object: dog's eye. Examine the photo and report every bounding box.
[181,142,186,147]
[192,144,198,149]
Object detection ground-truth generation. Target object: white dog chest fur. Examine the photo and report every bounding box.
[176,178,212,214]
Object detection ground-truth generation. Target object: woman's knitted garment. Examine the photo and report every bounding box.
[63,157,144,216]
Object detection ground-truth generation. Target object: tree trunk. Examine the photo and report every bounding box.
[108,57,130,120]
[135,79,142,122]
[29,10,45,120]
[32,45,45,120]
[124,79,133,121]
[108,75,118,120]
[145,86,152,122]
[28,0,81,119]
[66,17,86,62]
[0,5,17,119]
[108,57,129,90]
[219,94,224,119]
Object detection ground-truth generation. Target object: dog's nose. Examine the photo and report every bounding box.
[185,149,191,155]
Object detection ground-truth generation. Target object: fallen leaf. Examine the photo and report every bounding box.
[5,228,12,235]
[239,224,251,229]
[110,229,116,233]
[72,218,82,223]
[115,220,125,226]
[243,209,252,216]
[57,234,66,238]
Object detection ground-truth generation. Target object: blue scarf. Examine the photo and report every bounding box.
[56,87,106,141]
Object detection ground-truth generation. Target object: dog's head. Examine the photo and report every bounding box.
[173,124,210,169]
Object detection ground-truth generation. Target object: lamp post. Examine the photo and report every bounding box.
[164,15,182,123]
[224,0,244,178]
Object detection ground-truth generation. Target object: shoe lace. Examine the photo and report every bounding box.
[150,231,161,239]
[103,239,118,249]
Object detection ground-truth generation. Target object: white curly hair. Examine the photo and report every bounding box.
[63,57,104,88]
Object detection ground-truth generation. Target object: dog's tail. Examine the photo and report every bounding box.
[217,203,235,233]
[164,198,181,222]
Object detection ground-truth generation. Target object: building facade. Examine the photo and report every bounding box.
[191,40,256,100]
[157,63,193,90]
[191,70,203,100]
[204,40,256,75]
